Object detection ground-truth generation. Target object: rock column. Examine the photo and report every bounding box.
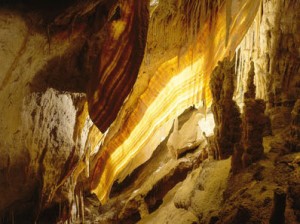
[241,62,268,166]
[210,57,242,160]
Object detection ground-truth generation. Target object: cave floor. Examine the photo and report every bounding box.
[79,128,300,224]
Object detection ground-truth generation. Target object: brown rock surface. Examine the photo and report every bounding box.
[242,99,268,163]
[210,57,242,159]
[242,61,268,164]
[0,2,104,221]
[87,0,149,132]
[0,0,299,222]
[287,99,300,152]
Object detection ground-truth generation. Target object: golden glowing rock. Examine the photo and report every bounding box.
[91,0,261,203]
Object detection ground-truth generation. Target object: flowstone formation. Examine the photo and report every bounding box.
[90,0,261,204]
[0,0,299,223]
[86,0,149,132]
[209,57,242,160]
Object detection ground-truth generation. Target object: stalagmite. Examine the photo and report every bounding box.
[210,57,242,159]
[4,0,297,223]
[231,143,244,174]
[242,62,268,165]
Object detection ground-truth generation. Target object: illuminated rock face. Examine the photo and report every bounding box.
[167,110,204,159]
[0,0,299,222]
[87,0,149,132]
[91,0,261,203]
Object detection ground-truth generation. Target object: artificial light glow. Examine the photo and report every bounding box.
[150,0,159,7]
[91,0,261,204]
[198,113,215,137]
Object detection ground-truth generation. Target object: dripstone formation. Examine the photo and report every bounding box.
[210,57,242,160]
[241,62,268,166]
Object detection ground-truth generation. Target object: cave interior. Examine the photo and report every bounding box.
[0,0,299,223]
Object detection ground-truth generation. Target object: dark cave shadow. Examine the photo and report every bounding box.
[29,41,90,94]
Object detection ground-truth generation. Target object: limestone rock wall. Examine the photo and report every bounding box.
[0,0,298,222]
[0,10,69,214]
[0,5,103,220]
[235,0,300,131]
[22,89,89,209]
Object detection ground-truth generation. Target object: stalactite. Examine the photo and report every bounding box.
[85,143,91,178]
[78,190,84,223]
[75,194,79,220]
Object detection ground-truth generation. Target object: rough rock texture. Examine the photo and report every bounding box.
[215,138,300,224]
[138,183,199,224]
[90,0,261,203]
[0,3,103,221]
[242,99,267,165]
[235,0,300,131]
[83,156,231,224]
[86,0,299,222]
[287,99,300,152]
[210,57,242,159]
[80,108,205,224]
[22,89,87,208]
[241,62,268,166]
[0,0,299,222]
[0,87,94,222]
[174,159,231,223]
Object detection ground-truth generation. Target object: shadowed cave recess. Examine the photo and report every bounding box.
[0,0,299,223]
